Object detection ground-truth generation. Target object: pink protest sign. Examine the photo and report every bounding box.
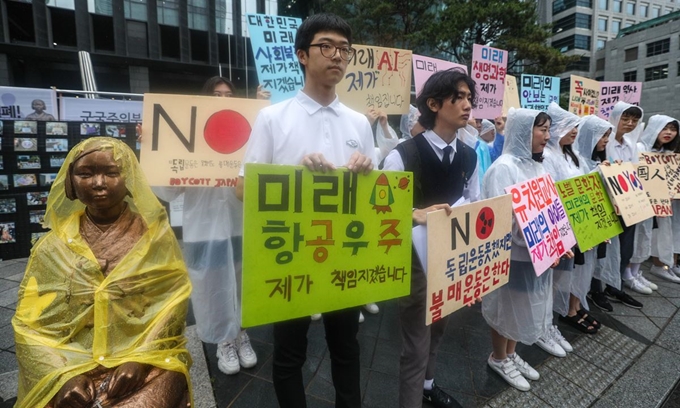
[412,54,467,96]
[471,44,508,119]
[598,81,642,120]
[504,174,577,276]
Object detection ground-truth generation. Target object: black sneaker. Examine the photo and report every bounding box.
[588,291,613,312]
[423,381,462,408]
[604,288,643,309]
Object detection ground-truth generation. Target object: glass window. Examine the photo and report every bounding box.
[651,6,660,17]
[241,0,257,37]
[598,17,608,31]
[613,0,622,12]
[566,56,591,71]
[596,58,605,70]
[623,71,637,81]
[552,34,591,51]
[626,1,635,15]
[157,0,179,26]
[88,0,113,15]
[215,0,234,35]
[646,38,670,57]
[644,64,668,81]
[124,0,147,21]
[664,7,672,15]
[599,0,608,9]
[553,13,592,32]
[597,39,606,50]
[552,0,593,15]
[612,19,621,33]
[624,20,634,28]
[48,0,75,9]
[624,46,638,61]
[639,3,648,17]
[188,0,208,30]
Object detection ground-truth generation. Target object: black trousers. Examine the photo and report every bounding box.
[591,221,637,293]
[272,307,361,408]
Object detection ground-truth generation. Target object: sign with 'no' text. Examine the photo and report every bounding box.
[140,93,269,187]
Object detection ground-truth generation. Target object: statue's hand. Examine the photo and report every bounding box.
[54,375,95,408]
[107,362,150,399]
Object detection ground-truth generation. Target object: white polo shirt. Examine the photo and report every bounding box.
[606,135,638,163]
[240,90,376,173]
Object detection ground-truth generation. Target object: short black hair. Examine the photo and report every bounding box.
[295,13,352,76]
[534,112,551,128]
[621,106,642,119]
[201,76,235,96]
[416,68,477,130]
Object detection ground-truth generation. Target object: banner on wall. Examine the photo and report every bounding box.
[246,13,304,104]
[59,97,143,123]
[337,44,412,115]
[598,81,642,120]
[471,44,508,119]
[139,93,269,187]
[520,74,560,111]
[505,174,577,276]
[425,195,513,325]
[637,164,673,216]
[638,152,680,199]
[568,75,600,117]
[0,86,58,121]
[412,54,467,96]
[241,164,413,326]
[502,75,520,117]
[598,162,655,226]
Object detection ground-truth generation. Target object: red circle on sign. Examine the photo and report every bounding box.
[617,174,629,192]
[203,110,251,154]
[476,206,495,240]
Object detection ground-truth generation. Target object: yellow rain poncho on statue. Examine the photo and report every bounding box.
[12,137,193,408]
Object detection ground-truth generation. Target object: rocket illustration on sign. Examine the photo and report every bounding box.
[370,173,395,214]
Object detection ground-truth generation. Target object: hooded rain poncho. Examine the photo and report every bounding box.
[606,101,644,164]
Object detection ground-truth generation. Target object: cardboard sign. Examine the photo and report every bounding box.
[520,74,560,111]
[336,44,412,114]
[502,75,520,117]
[246,13,304,103]
[412,54,467,96]
[555,173,623,251]
[569,75,600,117]
[140,93,269,187]
[598,81,642,120]
[638,152,680,199]
[598,163,655,226]
[637,164,673,216]
[425,195,513,325]
[471,44,508,119]
[241,164,413,326]
[505,174,577,276]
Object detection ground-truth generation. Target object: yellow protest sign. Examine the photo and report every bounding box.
[336,44,412,115]
[502,75,520,117]
[425,196,513,325]
[140,93,269,187]
[568,75,600,117]
[599,163,655,226]
[242,164,413,327]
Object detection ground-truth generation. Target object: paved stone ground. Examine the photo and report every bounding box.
[3,257,680,407]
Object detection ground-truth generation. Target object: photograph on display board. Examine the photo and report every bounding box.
[13,174,38,187]
[0,120,3,134]
[29,209,46,224]
[0,175,8,190]
[45,122,68,136]
[17,155,41,170]
[0,155,3,170]
[80,123,100,136]
[40,173,57,186]
[0,198,16,214]
[45,138,68,152]
[49,155,65,168]
[14,121,38,134]
[14,138,38,151]
[105,124,126,138]
[0,222,16,244]
[0,137,2,150]
[31,232,47,246]
[26,191,48,205]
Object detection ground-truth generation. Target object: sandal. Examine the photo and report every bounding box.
[576,309,600,330]
[560,314,598,334]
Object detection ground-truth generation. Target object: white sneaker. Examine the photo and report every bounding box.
[364,303,380,314]
[217,342,240,375]
[650,265,680,283]
[536,333,567,357]
[487,354,531,391]
[623,276,653,294]
[549,326,573,353]
[236,331,257,368]
[671,265,680,277]
[311,313,322,321]
[636,273,658,291]
[359,311,365,323]
[508,353,540,381]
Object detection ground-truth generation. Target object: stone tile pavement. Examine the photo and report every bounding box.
[3,258,680,407]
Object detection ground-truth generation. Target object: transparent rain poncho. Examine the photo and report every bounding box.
[458,123,491,188]
[606,101,644,164]
[12,138,192,408]
[631,115,680,267]
[480,108,553,345]
[399,104,420,140]
[374,121,400,162]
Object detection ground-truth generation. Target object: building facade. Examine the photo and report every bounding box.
[0,0,278,95]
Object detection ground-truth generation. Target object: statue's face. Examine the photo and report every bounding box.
[32,100,45,112]
[72,150,127,212]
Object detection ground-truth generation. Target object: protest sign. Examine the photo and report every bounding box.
[336,44,412,114]
[520,74,560,111]
[425,195,512,325]
[139,93,269,187]
[471,44,508,119]
[637,164,673,216]
[598,81,642,120]
[412,54,467,96]
[599,163,655,226]
[242,164,413,326]
[568,75,600,117]
[59,97,142,122]
[505,174,577,276]
[246,14,304,103]
[555,173,623,251]
[638,152,680,199]
[0,86,58,120]
[502,75,520,117]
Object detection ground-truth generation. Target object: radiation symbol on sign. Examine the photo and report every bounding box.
[476,206,495,240]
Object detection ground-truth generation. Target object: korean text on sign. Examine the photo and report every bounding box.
[569,75,600,117]
[412,54,467,96]
[471,44,508,119]
[505,174,577,276]
[425,195,513,325]
[520,74,560,112]
[242,164,413,327]
[598,81,642,120]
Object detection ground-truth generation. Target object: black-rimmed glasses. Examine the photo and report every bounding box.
[309,43,356,61]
